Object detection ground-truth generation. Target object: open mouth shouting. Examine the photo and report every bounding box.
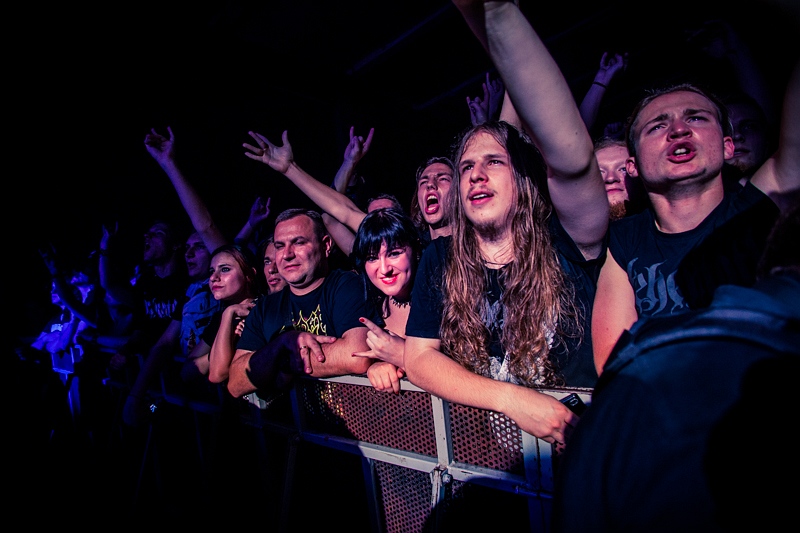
[667,142,696,163]
[425,192,440,214]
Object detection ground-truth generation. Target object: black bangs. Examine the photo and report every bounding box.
[353,208,421,267]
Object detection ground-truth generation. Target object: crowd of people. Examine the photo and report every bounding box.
[13,1,799,530]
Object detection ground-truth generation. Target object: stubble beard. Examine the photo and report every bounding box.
[472,219,506,243]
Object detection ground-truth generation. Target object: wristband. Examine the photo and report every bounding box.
[593,82,608,89]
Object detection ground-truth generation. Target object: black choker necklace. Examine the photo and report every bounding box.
[390,296,411,308]
[483,259,511,267]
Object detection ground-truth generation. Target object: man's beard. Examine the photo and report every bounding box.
[609,201,628,221]
[473,220,506,242]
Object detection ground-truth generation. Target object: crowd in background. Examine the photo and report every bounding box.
[10,1,799,531]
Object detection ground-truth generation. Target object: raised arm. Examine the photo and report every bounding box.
[331,126,374,193]
[750,51,800,212]
[97,222,137,310]
[322,212,357,257]
[455,0,608,257]
[578,51,627,133]
[234,196,272,248]
[243,130,367,232]
[144,126,227,252]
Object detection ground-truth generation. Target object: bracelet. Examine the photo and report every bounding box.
[593,81,608,89]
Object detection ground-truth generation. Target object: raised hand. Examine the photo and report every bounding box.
[485,72,505,121]
[343,126,375,164]
[248,196,272,229]
[224,299,255,338]
[466,79,491,125]
[244,130,294,174]
[593,51,628,87]
[143,126,176,167]
[100,221,119,251]
[352,316,405,368]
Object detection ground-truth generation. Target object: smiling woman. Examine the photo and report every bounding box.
[351,207,423,393]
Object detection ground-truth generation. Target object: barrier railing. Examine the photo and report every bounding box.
[254,374,593,533]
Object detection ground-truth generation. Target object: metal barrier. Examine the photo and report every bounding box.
[261,375,593,533]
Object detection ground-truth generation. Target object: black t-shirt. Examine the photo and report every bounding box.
[237,269,383,352]
[406,215,605,388]
[125,268,190,354]
[608,181,778,318]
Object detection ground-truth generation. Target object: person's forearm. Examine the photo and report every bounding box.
[578,85,606,132]
[227,350,260,397]
[283,162,365,231]
[332,158,358,193]
[208,317,238,383]
[323,213,356,257]
[227,328,372,397]
[752,55,800,211]
[483,2,593,177]
[161,159,227,251]
[307,329,372,378]
[234,220,255,245]
[404,347,507,413]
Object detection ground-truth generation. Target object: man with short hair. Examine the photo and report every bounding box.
[227,208,379,398]
[592,56,800,374]
[594,136,648,220]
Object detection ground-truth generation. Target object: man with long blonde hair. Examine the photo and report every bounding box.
[363,1,609,447]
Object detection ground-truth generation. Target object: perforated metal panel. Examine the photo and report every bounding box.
[279,378,591,533]
[374,460,434,533]
[295,380,438,456]
[450,404,524,473]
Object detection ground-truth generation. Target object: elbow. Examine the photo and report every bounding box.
[226,374,248,398]
[208,370,227,384]
[226,380,243,398]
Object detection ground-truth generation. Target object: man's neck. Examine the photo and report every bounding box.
[290,276,326,296]
[649,181,726,234]
[476,232,514,268]
[429,223,451,239]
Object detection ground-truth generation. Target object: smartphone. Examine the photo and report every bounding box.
[559,393,588,416]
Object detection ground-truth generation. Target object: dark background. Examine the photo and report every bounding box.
[11,0,797,338]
